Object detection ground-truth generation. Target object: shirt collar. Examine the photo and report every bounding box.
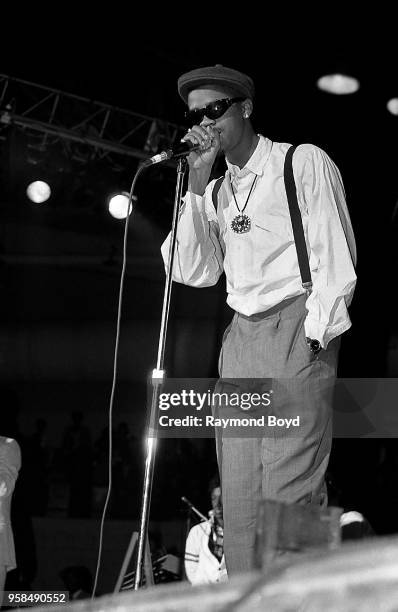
[226,135,272,179]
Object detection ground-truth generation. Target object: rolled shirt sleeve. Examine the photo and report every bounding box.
[300,145,357,348]
[161,182,224,287]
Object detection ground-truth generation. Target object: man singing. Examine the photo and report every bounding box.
[161,64,357,574]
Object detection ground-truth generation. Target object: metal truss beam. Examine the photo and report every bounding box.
[0,74,186,165]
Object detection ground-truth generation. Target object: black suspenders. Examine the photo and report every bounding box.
[211,145,312,294]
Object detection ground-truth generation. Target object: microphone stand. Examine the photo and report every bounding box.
[181,496,208,523]
[134,156,188,589]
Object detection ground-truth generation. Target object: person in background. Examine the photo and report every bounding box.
[184,475,227,585]
[0,436,21,607]
[326,471,374,541]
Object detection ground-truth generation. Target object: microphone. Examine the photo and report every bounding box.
[181,496,207,522]
[141,140,205,167]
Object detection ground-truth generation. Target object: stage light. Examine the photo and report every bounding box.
[317,74,360,95]
[387,98,398,116]
[108,192,136,219]
[26,180,51,203]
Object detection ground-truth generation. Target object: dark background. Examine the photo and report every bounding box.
[1,12,398,591]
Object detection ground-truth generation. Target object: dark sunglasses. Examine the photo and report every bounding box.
[184,97,244,126]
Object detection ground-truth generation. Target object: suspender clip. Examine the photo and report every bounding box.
[302,282,313,296]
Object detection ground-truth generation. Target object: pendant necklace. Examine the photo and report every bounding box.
[230,174,258,234]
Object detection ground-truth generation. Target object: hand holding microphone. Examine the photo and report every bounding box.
[181,125,220,171]
[141,126,219,168]
[140,124,220,196]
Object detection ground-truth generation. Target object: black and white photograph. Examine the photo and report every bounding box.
[1,14,398,611]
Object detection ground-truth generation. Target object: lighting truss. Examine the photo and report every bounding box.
[0,74,186,167]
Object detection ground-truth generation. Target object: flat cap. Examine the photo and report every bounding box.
[177,64,255,103]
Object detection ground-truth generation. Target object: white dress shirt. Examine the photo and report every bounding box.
[161,136,357,348]
[184,520,227,585]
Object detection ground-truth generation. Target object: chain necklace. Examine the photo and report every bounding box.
[229,174,258,234]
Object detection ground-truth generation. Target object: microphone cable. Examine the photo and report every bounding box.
[91,163,147,599]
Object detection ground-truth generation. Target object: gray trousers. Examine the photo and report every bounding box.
[216,294,340,575]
